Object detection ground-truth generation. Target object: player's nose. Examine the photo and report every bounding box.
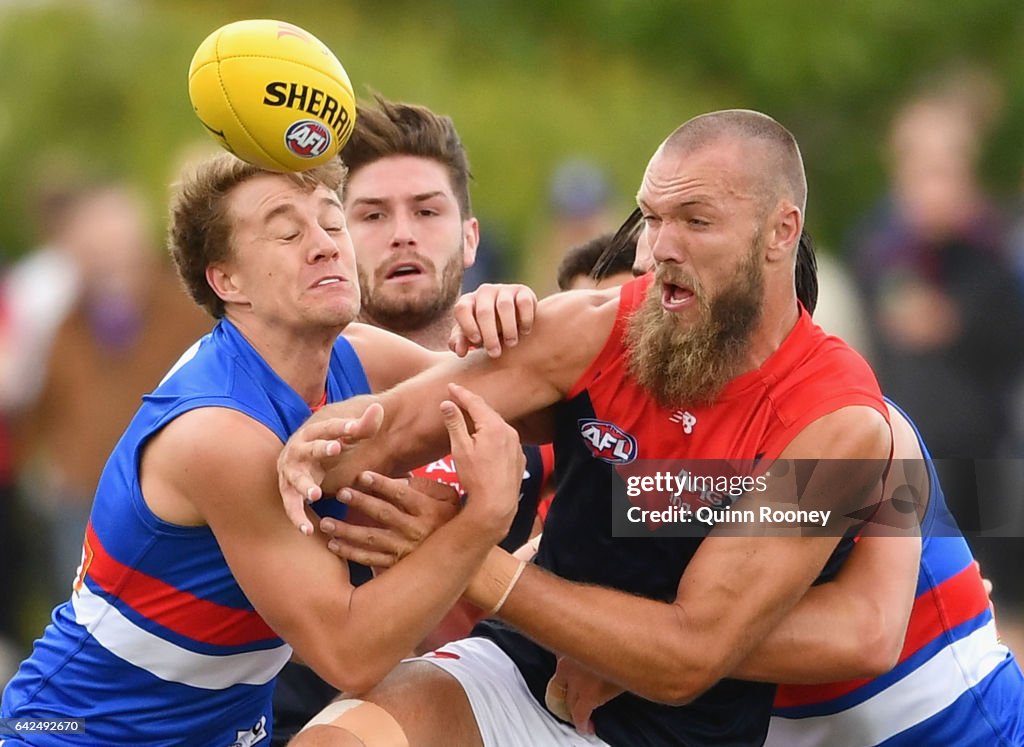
[650,222,689,266]
[308,225,342,263]
[389,210,416,248]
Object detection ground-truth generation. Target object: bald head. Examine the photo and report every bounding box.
[662,110,807,217]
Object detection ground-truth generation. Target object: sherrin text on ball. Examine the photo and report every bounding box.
[188,19,356,171]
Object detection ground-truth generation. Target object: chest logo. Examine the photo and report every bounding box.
[669,409,697,434]
[578,419,638,464]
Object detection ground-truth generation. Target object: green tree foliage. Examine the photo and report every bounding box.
[1,0,1023,269]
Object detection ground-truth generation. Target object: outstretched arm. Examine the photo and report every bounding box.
[545,405,922,731]
[278,288,620,533]
[142,385,522,695]
[463,405,892,705]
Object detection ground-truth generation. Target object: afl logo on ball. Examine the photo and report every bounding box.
[284,119,332,159]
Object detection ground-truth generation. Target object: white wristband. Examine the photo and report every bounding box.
[488,559,527,617]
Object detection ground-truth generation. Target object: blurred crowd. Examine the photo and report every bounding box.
[821,70,1024,637]
[0,176,212,682]
[2,66,1024,686]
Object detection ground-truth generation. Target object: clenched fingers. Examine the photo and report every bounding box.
[321,518,415,568]
[337,483,423,538]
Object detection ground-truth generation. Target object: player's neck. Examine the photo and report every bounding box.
[740,289,801,374]
[226,314,339,407]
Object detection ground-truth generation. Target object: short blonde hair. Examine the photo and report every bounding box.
[167,154,347,317]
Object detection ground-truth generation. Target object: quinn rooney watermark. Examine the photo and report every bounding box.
[623,469,829,528]
[626,503,832,528]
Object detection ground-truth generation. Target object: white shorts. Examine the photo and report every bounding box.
[414,637,611,747]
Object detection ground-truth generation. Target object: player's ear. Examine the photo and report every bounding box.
[206,263,249,307]
[765,203,801,263]
[462,216,480,269]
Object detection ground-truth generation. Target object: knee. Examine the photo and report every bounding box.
[291,699,409,747]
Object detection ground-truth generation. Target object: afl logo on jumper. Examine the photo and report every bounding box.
[578,419,638,464]
[284,119,332,158]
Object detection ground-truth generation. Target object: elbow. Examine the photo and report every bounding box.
[313,660,389,697]
[849,611,905,678]
[643,659,721,707]
[300,641,393,696]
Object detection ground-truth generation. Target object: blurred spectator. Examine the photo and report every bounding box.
[0,183,95,413]
[0,180,101,682]
[13,183,211,603]
[0,297,22,687]
[846,69,1024,607]
[1005,170,1024,458]
[526,158,621,294]
[848,70,1024,460]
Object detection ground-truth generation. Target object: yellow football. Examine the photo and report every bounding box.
[188,19,356,172]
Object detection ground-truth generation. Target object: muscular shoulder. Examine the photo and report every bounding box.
[342,323,445,392]
[141,406,281,525]
[780,405,891,460]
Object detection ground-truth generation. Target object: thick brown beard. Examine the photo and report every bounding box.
[357,246,464,332]
[625,245,765,408]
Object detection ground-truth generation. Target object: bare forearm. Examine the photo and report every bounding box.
[321,357,557,490]
[472,553,739,704]
[731,536,920,683]
[730,583,883,683]
[319,512,498,692]
[315,383,529,692]
[309,389,450,491]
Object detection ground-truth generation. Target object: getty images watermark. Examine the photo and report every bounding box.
[611,458,1024,539]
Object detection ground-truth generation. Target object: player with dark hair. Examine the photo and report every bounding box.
[556,232,636,291]
[341,93,551,581]
[271,96,552,744]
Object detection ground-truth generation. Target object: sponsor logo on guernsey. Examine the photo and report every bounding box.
[420,456,533,499]
[669,409,697,434]
[578,419,638,464]
[231,715,268,747]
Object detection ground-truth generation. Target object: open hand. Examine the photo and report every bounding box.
[278,402,384,535]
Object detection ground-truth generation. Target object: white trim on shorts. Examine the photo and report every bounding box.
[412,637,610,747]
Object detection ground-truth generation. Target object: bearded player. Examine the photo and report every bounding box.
[277,110,902,746]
